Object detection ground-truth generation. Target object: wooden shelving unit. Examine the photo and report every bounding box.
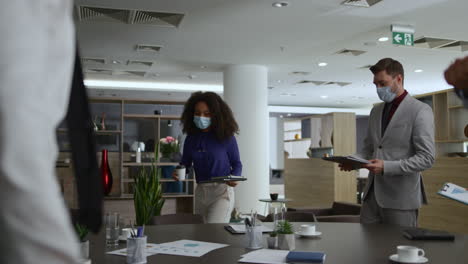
[57,98,195,214]
[414,89,468,157]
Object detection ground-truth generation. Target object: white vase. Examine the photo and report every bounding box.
[267,236,278,249]
[80,240,89,261]
[277,234,295,250]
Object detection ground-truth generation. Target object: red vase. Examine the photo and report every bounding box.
[100,149,113,196]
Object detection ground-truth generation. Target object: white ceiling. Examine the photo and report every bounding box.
[77,0,468,111]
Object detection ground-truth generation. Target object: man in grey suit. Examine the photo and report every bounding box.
[340,58,435,227]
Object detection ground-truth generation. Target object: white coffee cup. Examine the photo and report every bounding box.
[299,224,316,235]
[175,166,186,180]
[397,245,425,262]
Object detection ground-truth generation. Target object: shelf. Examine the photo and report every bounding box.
[310,147,333,150]
[96,130,122,134]
[448,105,464,110]
[57,129,121,134]
[284,129,301,132]
[123,162,180,166]
[162,194,194,198]
[116,194,194,199]
[436,139,468,143]
[284,138,311,142]
[123,114,181,120]
[122,179,194,183]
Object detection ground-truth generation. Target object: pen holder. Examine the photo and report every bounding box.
[245,226,263,249]
[126,236,147,264]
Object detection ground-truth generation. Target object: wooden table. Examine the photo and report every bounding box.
[89,223,468,263]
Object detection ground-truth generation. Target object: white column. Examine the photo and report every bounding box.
[269,117,285,170]
[224,65,269,214]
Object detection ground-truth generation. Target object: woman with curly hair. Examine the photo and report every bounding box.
[173,91,242,223]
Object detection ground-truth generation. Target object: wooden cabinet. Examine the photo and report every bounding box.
[284,112,358,208]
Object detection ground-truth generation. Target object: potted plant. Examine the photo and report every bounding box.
[75,223,90,262]
[276,220,295,250]
[134,144,166,226]
[267,231,278,249]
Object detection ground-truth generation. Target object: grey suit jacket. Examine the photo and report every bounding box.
[358,95,435,210]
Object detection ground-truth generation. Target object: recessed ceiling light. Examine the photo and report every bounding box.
[279,115,284,118]
[414,69,423,73]
[272,2,289,7]
[287,113,292,117]
[320,95,328,99]
[378,37,389,42]
[277,80,282,83]
[318,62,328,67]
[111,60,121,64]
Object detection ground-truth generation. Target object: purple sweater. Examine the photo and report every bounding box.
[180,131,242,183]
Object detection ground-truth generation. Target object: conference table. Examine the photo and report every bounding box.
[89,222,468,263]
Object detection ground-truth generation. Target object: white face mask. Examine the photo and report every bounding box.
[376,86,397,103]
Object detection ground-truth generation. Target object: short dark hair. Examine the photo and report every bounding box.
[370,58,404,80]
[180,91,239,141]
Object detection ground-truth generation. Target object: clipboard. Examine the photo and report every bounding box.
[322,155,370,167]
[437,182,468,205]
[199,176,247,184]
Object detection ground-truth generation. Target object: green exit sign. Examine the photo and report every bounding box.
[393,32,414,46]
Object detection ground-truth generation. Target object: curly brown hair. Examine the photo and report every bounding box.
[181,91,239,141]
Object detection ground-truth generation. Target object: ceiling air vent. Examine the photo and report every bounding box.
[342,0,382,7]
[135,44,162,52]
[324,81,352,87]
[81,57,106,65]
[85,68,113,75]
[414,37,456,49]
[297,80,352,87]
[336,49,366,56]
[127,60,154,67]
[76,5,184,27]
[438,41,468,52]
[358,64,373,70]
[290,71,311,75]
[77,6,130,23]
[132,11,184,27]
[297,80,327,85]
[113,71,147,77]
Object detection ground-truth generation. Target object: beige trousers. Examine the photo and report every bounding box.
[195,183,234,223]
[0,1,79,263]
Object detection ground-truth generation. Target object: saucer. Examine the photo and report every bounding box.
[389,254,428,263]
[295,231,322,237]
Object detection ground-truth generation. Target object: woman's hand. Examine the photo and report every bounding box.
[172,171,179,181]
[226,181,238,187]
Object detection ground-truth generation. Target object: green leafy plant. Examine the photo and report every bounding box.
[75,223,89,242]
[269,231,277,237]
[276,220,294,235]
[134,143,165,226]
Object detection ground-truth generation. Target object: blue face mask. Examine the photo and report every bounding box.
[376,86,397,103]
[194,116,211,130]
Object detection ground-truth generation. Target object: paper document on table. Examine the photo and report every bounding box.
[152,239,228,257]
[322,155,370,166]
[227,224,273,234]
[238,249,289,264]
[106,243,160,257]
[438,182,468,205]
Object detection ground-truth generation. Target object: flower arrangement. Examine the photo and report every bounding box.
[159,136,180,159]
